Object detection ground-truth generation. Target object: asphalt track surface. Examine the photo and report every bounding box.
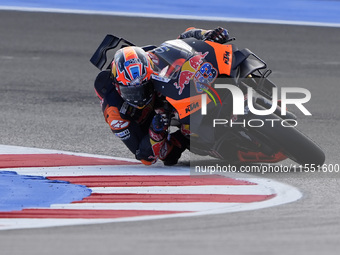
[1,10,340,255]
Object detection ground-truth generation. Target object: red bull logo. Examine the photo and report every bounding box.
[173,52,209,95]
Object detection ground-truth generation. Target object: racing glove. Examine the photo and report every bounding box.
[148,113,170,162]
[150,113,169,134]
[204,27,230,44]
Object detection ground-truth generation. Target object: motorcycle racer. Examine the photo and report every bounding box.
[94,27,230,165]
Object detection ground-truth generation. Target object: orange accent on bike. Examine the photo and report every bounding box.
[166,95,211,119]
[205,41,233,76]
[237,151,287,163]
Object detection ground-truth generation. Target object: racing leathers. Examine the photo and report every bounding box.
[94,27,229,165]
[94,70,186,165]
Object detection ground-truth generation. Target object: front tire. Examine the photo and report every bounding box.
[247,113,325,166]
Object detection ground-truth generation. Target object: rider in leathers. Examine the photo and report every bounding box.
[94,27,230,165]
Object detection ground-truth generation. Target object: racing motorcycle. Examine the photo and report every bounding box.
[90,34,325,166]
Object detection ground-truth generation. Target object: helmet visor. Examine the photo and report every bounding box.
[118,81,154,108]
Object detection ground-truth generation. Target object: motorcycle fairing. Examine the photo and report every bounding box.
[166,94,212,120]
[205,41,233,76]
[90,34,135,70]
[231,48,267,78]
[151,39,232,123]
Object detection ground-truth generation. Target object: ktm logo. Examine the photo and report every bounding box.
[223,51,230,65]
[185,102,199,113]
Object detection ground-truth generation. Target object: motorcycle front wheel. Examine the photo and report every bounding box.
[246,112,326,166]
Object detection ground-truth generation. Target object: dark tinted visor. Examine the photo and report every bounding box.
[119,81,154,108]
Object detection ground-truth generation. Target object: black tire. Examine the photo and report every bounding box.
[247,113,326,166]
